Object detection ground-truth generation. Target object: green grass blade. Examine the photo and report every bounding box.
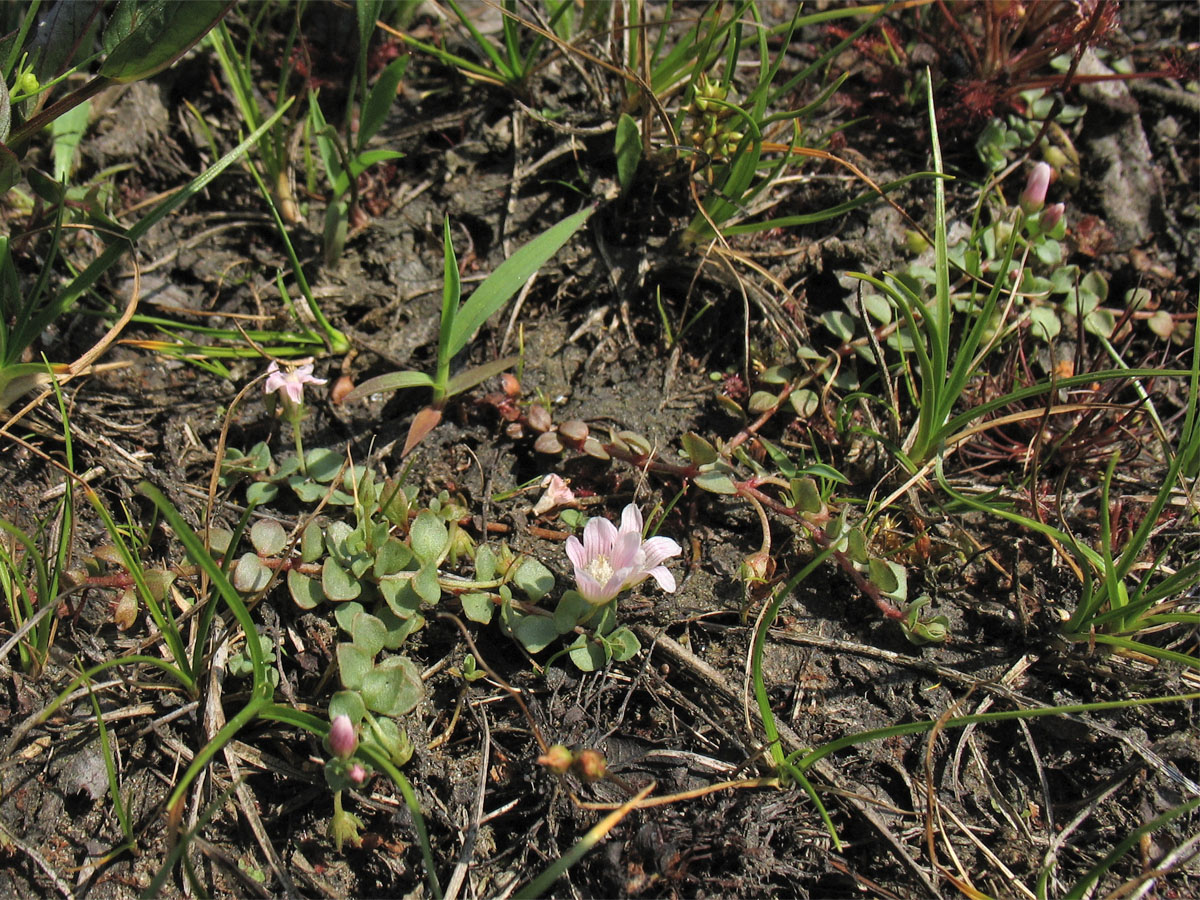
[444,0,513,79]
[434,216,461,403]
[445,354,520,398]
[721,173,938,235]
[1080,633,1198,671]
[448,205,593,358]
[83,488,193,688]
[791,692,1200,772]
[1063,796,1200,900]
[245,144,350,352]
[139,481,268,697]
[84,676,133,842]
[925,69,950,384]
[345,370,436,403]
[17,99,295,354]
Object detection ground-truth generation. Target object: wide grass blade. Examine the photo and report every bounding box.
[448,205,593,358]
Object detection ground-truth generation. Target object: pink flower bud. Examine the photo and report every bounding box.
[347,762,367,785]
[1040,203,1065,232]
[1019,162,1052,216]
[329,715,357,759]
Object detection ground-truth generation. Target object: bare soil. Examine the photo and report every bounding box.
[1,4,1198,899]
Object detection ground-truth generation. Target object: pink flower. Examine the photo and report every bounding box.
[265,360,326,405]
[1019,162,1052,216]
[565,504,682,606]
[328,714,357,759]
[532,474,575,516]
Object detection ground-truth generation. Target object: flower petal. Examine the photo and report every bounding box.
[640,536,682,569]
[609,531,643,571]
[620,503,643,536]
[565,535,587,572]
[583,516,618,558]
[576,572,609,605]
[647,565,676,593]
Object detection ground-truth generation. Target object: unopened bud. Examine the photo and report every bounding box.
[347,762,367,785]
[575,748,608,781]
[537,744,574,774]
[905,230,929,255]
[739,550,774,584]
[1019,162,1052,216]
[328,715,358,759]
[1039,202,1065,233]
[330,374,355,405]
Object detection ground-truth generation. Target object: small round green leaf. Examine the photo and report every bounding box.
[413,564,441,605]
[287,570,326,609]
[695,471,737,494]
[513,557,554,603]
[250,519,287,556]
[820,309,855,341]
[323,557,362,601]
[373,537,413,577]
[1029,305,1061,341]
[461,592,496,625]
[410,510,449,566]
[334,601,366,635]
[329,690,366,725]
[337,642,372,690]
[351,611,387,657]
[378,606,424,648]
[362,656,424,717]
[379,576,422,617]
[607,626,641,661]
[233,553,272,592]
[301,520,324,563]
[289,479,327,503]
[568,635,609,672]
[790,389,819,418]
[474,545,497,582]
[305,448,344,483]
[680,432,719,466]
[513,612,559,654]
[553,590,589,634]
[245,482,279,506]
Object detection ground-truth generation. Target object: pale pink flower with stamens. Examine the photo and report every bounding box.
[565,504,682,606]
[265,360,326,405]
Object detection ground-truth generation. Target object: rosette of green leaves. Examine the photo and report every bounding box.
[219,444,360,507]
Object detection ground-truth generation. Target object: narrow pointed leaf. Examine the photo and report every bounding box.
[448,206,593,357]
